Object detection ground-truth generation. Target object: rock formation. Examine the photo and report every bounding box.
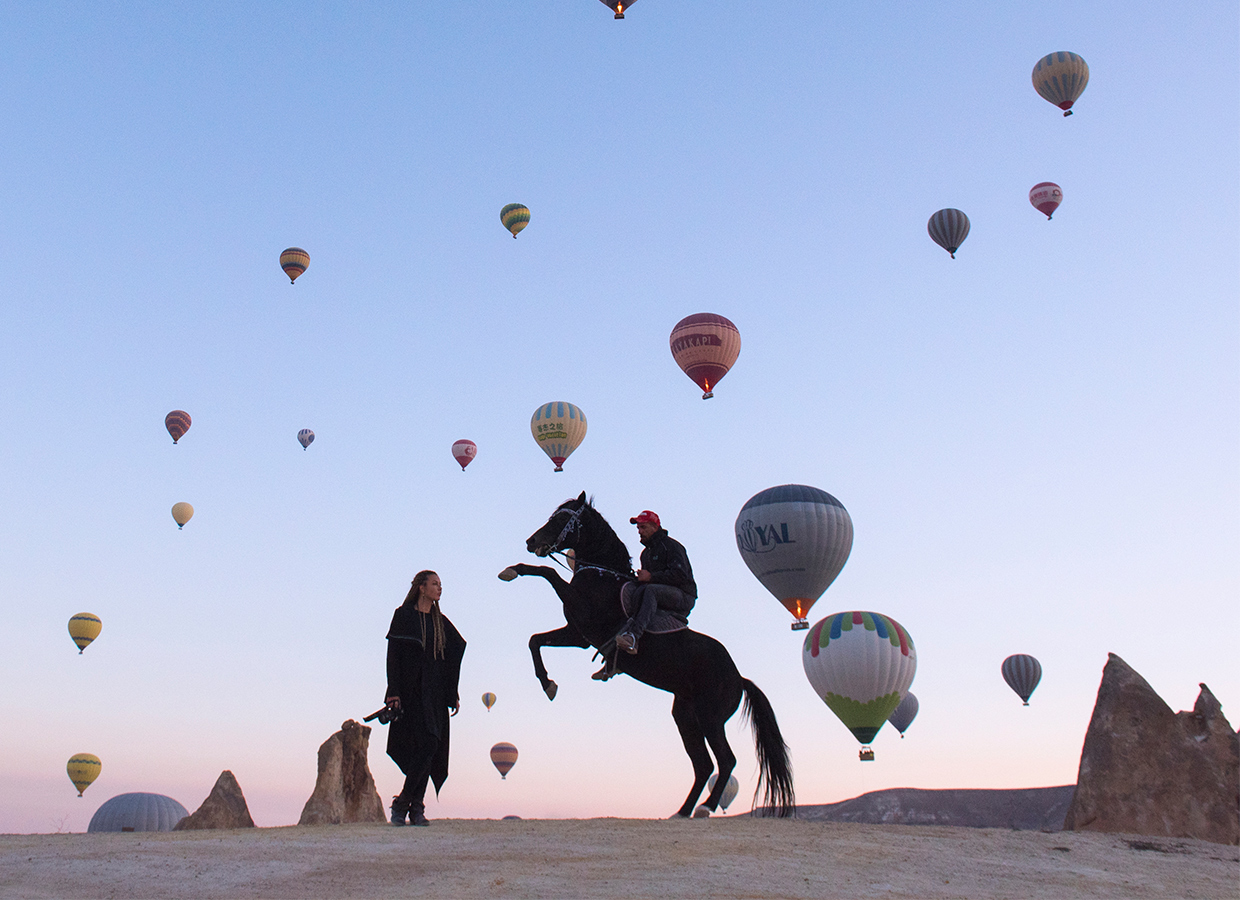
[298,719,386,825]
[173,770,255,830]
[1064,653,1239,845]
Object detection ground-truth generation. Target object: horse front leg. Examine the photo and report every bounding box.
[501,563,571,599]
[528,624,592,701]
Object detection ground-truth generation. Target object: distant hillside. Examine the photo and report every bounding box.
[745,786,1075,831]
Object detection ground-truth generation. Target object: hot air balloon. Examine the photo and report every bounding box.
[68,613,102,655]
[531,402,587,472]
[481,692,496,711]
[298,429,315,449]
[928,208,970,258]
[165,410,191,444]
[452,440,477,471]
[1029,182,1063,220]
[171,502,194,529]
[280,247,310,283]
[88,793,189,832]
[67,753,101,796]
[888,691,919,737]
[803,611,917,759]
[670,313,741,399]
[490,742,518,779]
[500,204,530,238]
[1002,654,1042,705]
[1032,52,1089,117]
[735,484,853,630]
[705,772,739,811]
[598,0,639,18]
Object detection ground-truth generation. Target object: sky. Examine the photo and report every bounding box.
[0,3,1238,833]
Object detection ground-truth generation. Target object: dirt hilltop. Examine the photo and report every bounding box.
[0,818,1238,899]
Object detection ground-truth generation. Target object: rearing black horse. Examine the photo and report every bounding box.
[502,493,795,818]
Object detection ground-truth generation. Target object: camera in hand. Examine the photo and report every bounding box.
[364,704,402,725]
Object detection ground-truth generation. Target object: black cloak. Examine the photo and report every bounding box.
[384,605,466,794]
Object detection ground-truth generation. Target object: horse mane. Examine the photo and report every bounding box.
[571,495,633,573]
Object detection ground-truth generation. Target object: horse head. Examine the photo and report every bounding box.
[526,492,589,558]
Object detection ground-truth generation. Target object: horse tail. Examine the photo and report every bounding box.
[740,678,796,817]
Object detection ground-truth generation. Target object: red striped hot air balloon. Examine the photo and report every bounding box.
[280,247,310,283]
[452,440,477,471]
[670,314,741,400]
[1029,182,1063,220]
[165,410,191,444]
[490,742,518,779]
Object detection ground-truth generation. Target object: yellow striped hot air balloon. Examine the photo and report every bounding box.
[68,613,102,654]
[67,753,101,796]
[500,204,530,238]
[280,247,310,283]
[490,742,518,779]
[1032,52,1089,117]
[481,692,496,711]
[531,402,587,472]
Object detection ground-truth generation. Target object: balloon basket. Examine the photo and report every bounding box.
[702,391,713,400]
[858,748,875,762]
[791,619,809,631]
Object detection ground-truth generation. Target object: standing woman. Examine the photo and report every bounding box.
[384,570,466,826]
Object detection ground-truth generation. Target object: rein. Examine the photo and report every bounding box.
[545,503,633,580]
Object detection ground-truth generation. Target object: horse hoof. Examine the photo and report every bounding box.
[544,682,558,701]
[498,567,518,581]
[693,805,713,818]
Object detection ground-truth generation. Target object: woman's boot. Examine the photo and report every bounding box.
[389,795,410,826]
[409,799,429,826]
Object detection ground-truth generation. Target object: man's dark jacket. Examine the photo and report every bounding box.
[640,528,697,598]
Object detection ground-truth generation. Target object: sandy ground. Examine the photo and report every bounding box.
[0,818,1237,899]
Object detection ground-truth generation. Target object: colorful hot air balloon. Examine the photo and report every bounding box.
[280,247,310,283]
[67,753,101,796]
[1002,654,1043,705]
[165,410,191,444]
[598,0,639,18]
[481,692,496,711]
[928,208,970,258]
[705,773,739,811]
[490,742,518,779]
[68,613,102,655]
[803,612,917,756]
[1032,52,1089,117]
[888,691,919,737]
[1029,182,1063,220]
[670,313,741,399]
[452,440,477,471]
[531,402,587,472]
[500,204,530,238]
[171,502,194,529]
[298,429,315,450]
[735,485,853,630]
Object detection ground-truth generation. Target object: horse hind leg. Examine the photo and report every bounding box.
[671,697,715,818]
[700,726,737,816]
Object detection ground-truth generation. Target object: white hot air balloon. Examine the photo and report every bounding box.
[802,611,917,758]
[735,484,853,629]
[705,772,739,811]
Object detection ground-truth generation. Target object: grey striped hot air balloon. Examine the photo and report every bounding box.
[735,484,853,630]
[928,208,970,258]
[88,793,189,832]
[888,691,919,736]
[1001,654,1043,705]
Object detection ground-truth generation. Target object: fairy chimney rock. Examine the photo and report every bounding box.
[173,769,256,830]
[299,719,386,825]
[1064,653,1239,844]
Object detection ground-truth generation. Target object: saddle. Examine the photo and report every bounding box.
[620,582,689,635]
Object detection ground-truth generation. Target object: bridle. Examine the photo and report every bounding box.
[541,501,633,579]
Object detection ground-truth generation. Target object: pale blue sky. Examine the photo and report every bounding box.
[0,2,1237,832]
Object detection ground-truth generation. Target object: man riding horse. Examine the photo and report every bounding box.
[593,509,698,681]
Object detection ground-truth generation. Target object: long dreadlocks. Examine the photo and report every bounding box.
[402,570,449,659]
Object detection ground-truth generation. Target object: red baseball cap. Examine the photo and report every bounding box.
[629,510,661,527]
